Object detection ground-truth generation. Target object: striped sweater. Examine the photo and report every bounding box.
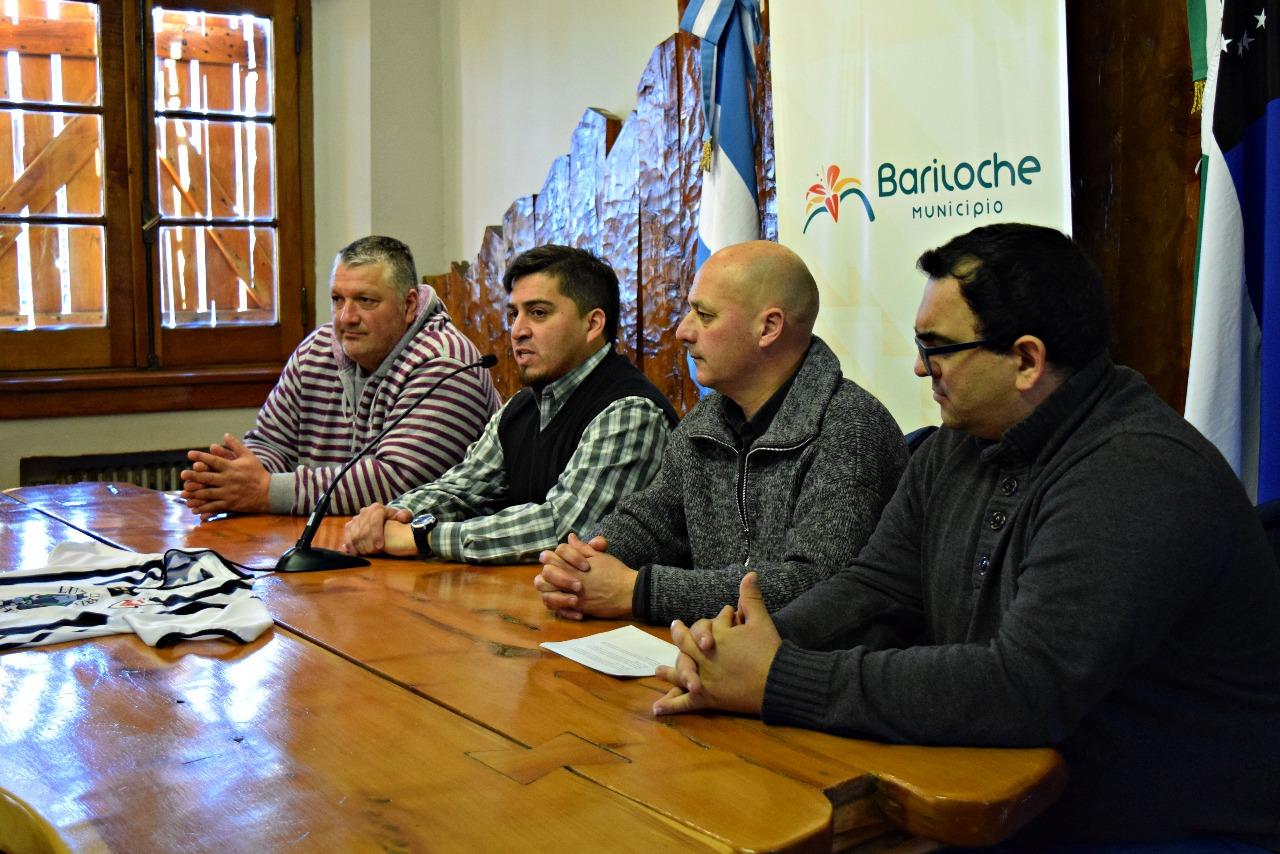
[245,285,501,514]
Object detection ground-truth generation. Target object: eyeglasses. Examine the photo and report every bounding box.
[915,336,992,378]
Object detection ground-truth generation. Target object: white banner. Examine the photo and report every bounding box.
[772,1,1072,431]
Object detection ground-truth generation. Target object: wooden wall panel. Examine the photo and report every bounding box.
[637,36,698,413]
[1067,1,1199,411]
[474,226,520,395]
[534,155,570,247]
[672,32,705,412]
[754,31,777,243]
[567,109,608,256]
[599,116,641,364]
[426,262,476,352]
[503,195,537,262]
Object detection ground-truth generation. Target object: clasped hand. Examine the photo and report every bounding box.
[652,571,781,717]
[534,533,635,619]
[181,433,271,520]
[341,503,415,556]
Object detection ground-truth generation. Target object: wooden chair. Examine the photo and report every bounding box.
[0,789,72,854]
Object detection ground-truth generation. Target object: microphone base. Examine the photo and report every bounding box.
[275,546,371,573]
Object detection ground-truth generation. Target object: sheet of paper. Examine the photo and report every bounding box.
[540,625,678,677]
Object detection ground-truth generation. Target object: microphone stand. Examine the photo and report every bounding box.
[274,354,498,572]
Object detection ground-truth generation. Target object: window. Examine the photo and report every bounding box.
[0,0,311,415]
[152,6,279,332]
[1,1,107,338]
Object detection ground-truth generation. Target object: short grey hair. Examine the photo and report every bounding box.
[333,235,418,299]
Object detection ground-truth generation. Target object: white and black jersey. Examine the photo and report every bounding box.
[0,542,273,651]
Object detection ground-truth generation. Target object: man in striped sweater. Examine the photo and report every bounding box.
[180,235,500,519]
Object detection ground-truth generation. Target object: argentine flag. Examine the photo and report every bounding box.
[1186,0,1279,504]
[681,0,762,266]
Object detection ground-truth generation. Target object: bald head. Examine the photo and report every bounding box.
[678,241,821,416]
[702,240,819,338]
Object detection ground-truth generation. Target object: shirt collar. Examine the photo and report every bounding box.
[722,365,801,449]
[982,354,1113,467]
[534,344,610,427]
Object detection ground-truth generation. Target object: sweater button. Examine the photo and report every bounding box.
[977,554,990,576]
[988,510,1007,531]
[1000,476,1019,496]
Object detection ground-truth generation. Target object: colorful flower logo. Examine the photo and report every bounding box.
[803,164,875,233]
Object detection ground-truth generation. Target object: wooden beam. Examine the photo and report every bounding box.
[0,18,95,60]
[0,114,97,217]
[0,364,281,418]
[154,20,257,66]
[0,16,260,66]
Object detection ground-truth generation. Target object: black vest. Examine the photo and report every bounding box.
[498,350,678,506]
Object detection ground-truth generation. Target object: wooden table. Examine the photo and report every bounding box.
[2,483,1067,852]
[0,494,719,853]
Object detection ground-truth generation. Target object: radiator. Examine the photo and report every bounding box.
[20,450,191,492]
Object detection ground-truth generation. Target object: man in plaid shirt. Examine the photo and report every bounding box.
[342,245,678,564]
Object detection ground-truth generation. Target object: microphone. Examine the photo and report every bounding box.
[275,354,499,572]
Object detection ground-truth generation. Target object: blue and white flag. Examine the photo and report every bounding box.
[680,0,762,266]
[1186,0,1279,503]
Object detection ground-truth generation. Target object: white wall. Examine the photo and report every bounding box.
[4,410,260,489]
[312,0,374,323]
[3,1,674,489]
[312,0,452,312]
[371,0,448,273]
[444,0,675,261]
[313,0,672,308]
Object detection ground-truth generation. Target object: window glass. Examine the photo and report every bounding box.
[154,117,275,219]
[0,1,100,107]
[152,7,277,330]
[0,1,104,333]
[157,224,276,328]
[0,222,104,330]
[151,9,272,116]
[1,109,104,216]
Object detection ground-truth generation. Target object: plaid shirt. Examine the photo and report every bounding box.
[390,346,671,564]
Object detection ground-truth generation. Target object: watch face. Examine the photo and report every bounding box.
[411,513,437,556]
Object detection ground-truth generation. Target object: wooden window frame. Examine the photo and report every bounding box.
[0,0,314,419]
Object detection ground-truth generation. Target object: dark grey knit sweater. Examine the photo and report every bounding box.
[594,337,907,625]
[766,356,1280,847]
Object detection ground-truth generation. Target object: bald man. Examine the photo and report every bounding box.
[536,240,908,624]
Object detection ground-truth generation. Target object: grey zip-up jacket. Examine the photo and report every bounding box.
[594,337,907,625]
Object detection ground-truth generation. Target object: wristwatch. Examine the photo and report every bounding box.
[410,512,438,556]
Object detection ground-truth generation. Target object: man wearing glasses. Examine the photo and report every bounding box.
[652,223,1280,849]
